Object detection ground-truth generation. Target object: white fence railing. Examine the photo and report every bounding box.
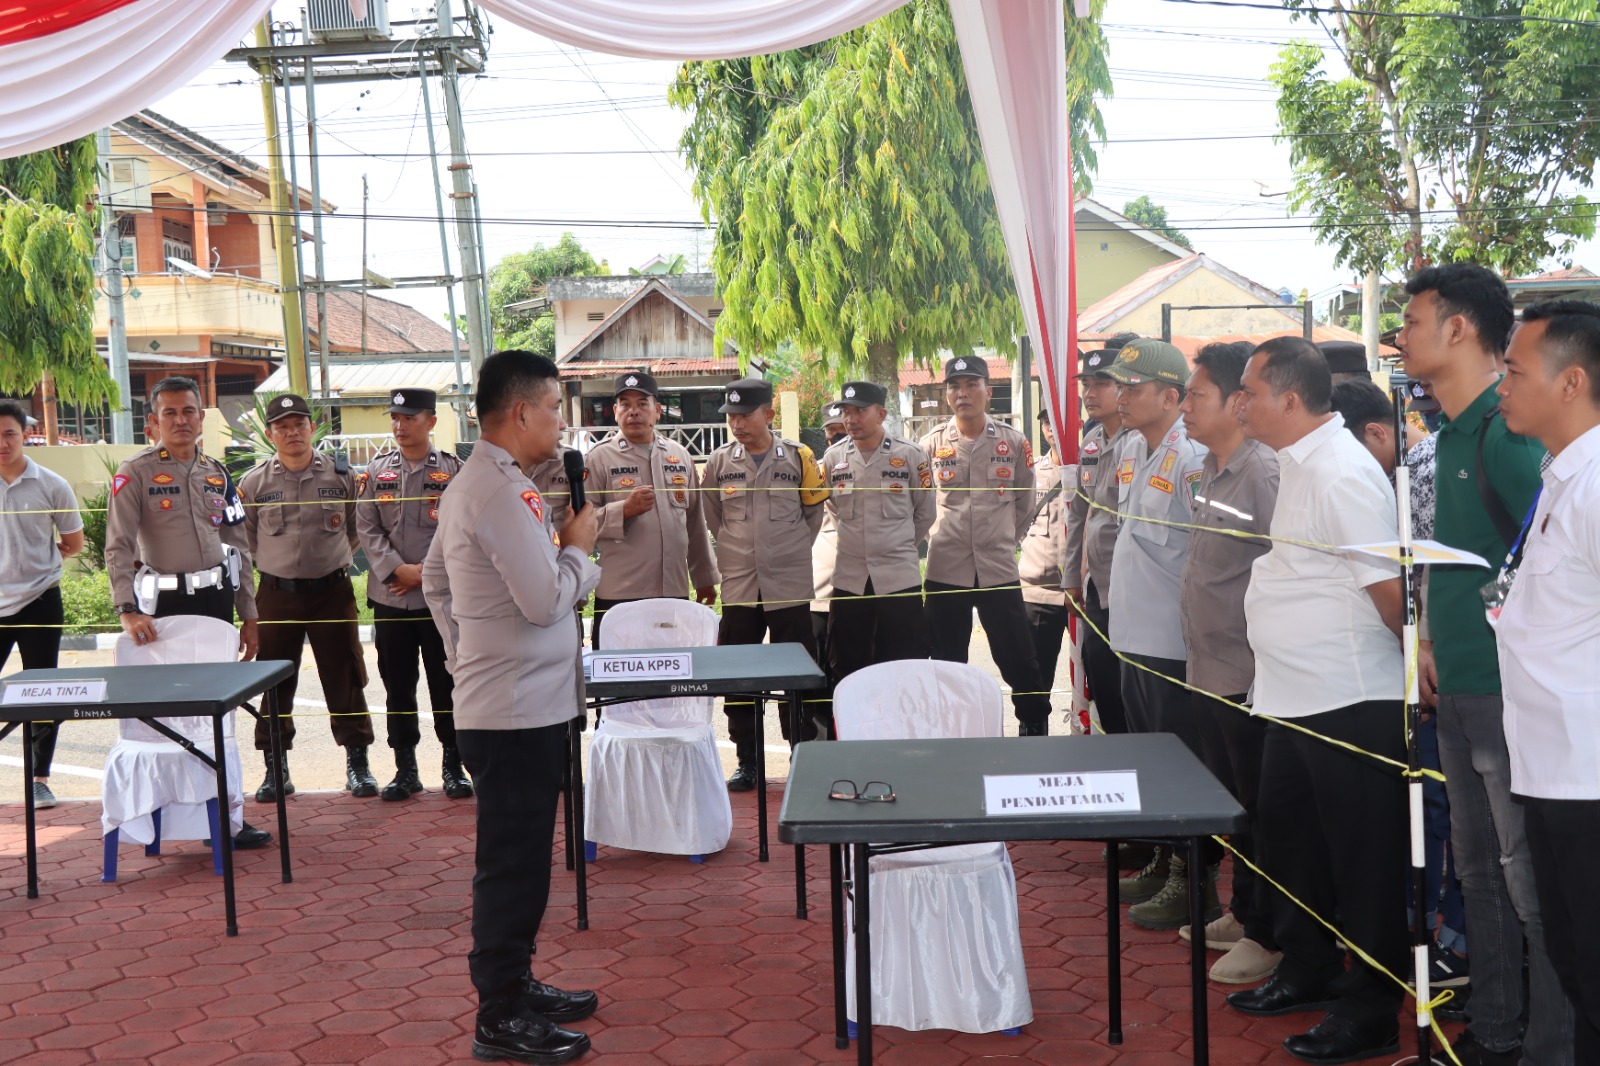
[569,422,731,461]
[325,433,397,464]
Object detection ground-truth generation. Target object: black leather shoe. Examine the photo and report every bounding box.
[726,765,757,792]
[204,823,272,850]
[472,1009,590,1064]
[521,977,598,1023]
[1283,1014,1399,1065]
[1018,719,1049,737]
[1226,975,1338,1017]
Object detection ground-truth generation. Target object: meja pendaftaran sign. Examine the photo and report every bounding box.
[983,770,1141,815]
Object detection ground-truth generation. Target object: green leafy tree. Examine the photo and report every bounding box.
[1121,195,1193,250]
[670,0,1111,401]
[1272,0,1600,276]
[488,232,606,357]
[0,137,114,404]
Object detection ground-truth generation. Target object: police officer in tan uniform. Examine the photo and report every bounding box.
[105,375,271,849]
[355,388,471,804]
[701,378,830,788]
[1019,409,1075,712]
[241,394,378,801]
[422,350,599,1066]
[920,355,1051,734]
[821,381,934,681]
[585,370,719,647]
[530,445,581,535]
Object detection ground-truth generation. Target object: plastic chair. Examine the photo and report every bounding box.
[585,599,731,862]
[834,660,1034,1035]
[101,615,245,881]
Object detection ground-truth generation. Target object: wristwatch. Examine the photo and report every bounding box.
[115,603,140,615]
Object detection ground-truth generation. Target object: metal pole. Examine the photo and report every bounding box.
[276,29,314,381]
[1302,301,1314,343]
[420,73,470,439]
[97,127,134,444]
[473,178,493,353]
[303,45,331,401]
[252,21,307,395]
[1161,303,1172,343]
[435,0,487,380]
[1363,267,1382,372]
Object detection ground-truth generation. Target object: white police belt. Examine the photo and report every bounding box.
[133,562,231,614]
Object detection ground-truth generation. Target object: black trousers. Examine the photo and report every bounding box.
[718,601,820,748]
[1194,690,1273,947]
[254,574,374,751]
[0,586,63,776]
[1258,702,1407,1023]
[828,579,928,683]
[1524,796,1600,1062]
[456,723,567,1013]
[1121,653,1222,865]
[591,595,686,651]
[1080,581,1126,735]
[925,580,1051,728]
[1024,601,1070,710]
[371,601,456,750]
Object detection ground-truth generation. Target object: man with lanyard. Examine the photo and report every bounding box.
[0,400,84,809]
[701,377,829,788]
[585,370,719,648]
[920,355,1050,735]
[1399,264,1566,1066]
[106,376,269,849]
[356,388,473,804]
[1494,301,1600,1064]
[821,381,934,681]
[1019,408,1073,713]
[1101,339,1212,918]
[241,394,379,802]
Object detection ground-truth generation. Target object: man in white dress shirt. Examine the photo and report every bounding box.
[1225,337,1408,1066]
[1495,300,1600,1063]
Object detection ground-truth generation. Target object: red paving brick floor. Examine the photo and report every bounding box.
[1,785,1452,1065]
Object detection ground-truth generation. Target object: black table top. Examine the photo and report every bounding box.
[0,661,295,722]
[779,733,1246,845]
[585,642,825,699]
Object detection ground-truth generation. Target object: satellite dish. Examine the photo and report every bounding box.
[167,257,213,281]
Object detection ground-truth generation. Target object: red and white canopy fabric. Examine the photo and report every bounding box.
[0,0,1079,457]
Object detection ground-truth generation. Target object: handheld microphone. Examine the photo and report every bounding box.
[562,448,586,512]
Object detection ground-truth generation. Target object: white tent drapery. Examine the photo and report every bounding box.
[0,0,1078,456]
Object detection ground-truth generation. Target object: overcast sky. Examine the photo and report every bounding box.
[148,0,1600,334]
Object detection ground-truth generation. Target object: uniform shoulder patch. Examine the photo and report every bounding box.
[521,488,544,522]
[111,473,130,496]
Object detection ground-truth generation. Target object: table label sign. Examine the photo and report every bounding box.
[983,770,1141,815]
[587,653,693,682]
[2,679,110,706]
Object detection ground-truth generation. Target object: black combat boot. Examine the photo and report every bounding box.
[441,745,474,799]
[346,745,380,798]
[254,750,294,803]
[381,746,424,802]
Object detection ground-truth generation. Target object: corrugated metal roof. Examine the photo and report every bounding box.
[258,359,472,397]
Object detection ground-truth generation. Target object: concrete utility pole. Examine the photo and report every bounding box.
[1362,267,1381,371]
[254,20,309,396]
[96,127,133,444]
[420,74,470,439]
[436,0,487,381]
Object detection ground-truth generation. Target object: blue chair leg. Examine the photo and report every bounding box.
[688,854,705,864]
[144,808,162,856]
[847,1020,857,1041]
[206,799,224,876]
[583,840,597,863]
[102,830,120,883]
[1001,1027,1022,1035]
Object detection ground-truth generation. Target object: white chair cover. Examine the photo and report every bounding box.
[585,599,732,856]
[102,615,245,844]
[834,660,1034,1034]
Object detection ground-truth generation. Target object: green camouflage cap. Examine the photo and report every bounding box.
[1102,338,1190,387]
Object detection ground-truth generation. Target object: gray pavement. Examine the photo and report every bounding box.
[1,614,1077,808]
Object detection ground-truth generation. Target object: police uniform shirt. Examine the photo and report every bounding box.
[422,439,601,731]
[240,453,359,579]
[1019,451,1074,607]
[1179,439,1279,697]
[105,444,257,619]
[810,509,839,613]
[1108,421,1207,660]
[586,434,719,600]
[529,447,580,534]
[1063,422,1130,601]
[820,434,934,596]
[355,447,463,610]
[920,417,1037,587]
[701,437,828,609]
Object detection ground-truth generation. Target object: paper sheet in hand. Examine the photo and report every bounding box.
[1341,540,1491,568]
[984,770,1141,815]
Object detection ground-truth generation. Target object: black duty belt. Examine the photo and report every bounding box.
[261,569,348,594]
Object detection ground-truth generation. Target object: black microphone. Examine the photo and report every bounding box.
[562,448,586,512]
